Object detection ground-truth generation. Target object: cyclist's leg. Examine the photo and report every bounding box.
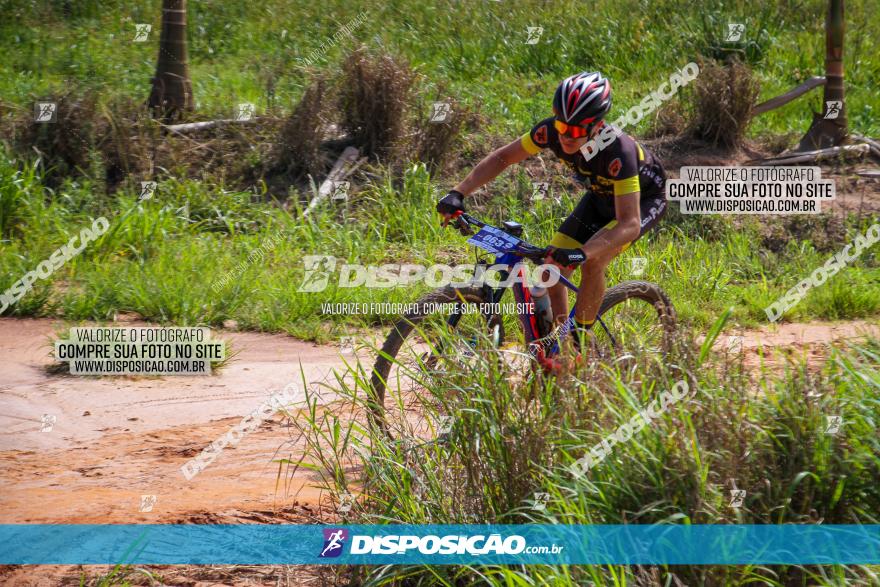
[547,193,604,323]
[573,194,668,326]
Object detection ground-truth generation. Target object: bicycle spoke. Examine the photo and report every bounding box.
[590,297,670,366]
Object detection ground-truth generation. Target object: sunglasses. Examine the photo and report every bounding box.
[553,119,594,138]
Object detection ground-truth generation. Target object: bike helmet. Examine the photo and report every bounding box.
[552,72,612,131]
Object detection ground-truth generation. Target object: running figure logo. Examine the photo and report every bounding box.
[34,102,57,123]
[824,101,842,119]
[725,23,745,42]
[298,255,337,293]
[430,102,451,122]
[531,182,549,202]
[630,257,647,276]
[525,26,544,44]
[320,528,349,558]
[133,24,152,42]
[236,103,255,121]
[139,181,157,202]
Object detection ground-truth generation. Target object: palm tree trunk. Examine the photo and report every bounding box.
[797,0,847,151]
[147,0,194,120]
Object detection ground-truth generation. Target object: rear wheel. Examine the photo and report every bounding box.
[587,280,676,366]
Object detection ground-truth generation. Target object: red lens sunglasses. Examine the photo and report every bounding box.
[553,119,592,138]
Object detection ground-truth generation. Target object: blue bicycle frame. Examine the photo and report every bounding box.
[447,213,586,360]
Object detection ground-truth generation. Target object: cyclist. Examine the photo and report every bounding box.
[437,71,667,351]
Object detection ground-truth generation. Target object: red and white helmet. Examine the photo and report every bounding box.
[552,72,612,127]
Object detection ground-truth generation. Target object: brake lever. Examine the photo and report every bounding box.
[454,213,472,236]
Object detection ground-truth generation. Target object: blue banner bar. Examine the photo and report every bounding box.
[2,525,879,565]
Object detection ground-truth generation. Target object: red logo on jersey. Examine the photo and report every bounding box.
[608,158,622,177]
[534,125,548,145]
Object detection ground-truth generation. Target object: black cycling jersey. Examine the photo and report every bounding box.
[521,117,668,247]
[522,117,665,212]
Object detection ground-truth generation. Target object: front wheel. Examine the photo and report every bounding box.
[369,285,502,432]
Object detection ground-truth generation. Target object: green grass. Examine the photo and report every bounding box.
[3,0,879,139]
[1,154,878,337]
[289,315,880,585]
[3,1,879,333]
[2,5,879,585]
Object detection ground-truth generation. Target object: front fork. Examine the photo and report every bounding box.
[444,260,506,335]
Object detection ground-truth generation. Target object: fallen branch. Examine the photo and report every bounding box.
[162,118,262,133]
[303,147,362,217]
[851,134,880,160]
[748,143,869,166]
[752,77,826,116]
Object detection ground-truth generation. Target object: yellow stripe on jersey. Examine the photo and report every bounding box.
[520,132,541,155]
[614,175,640,196]
[549,231,584,248]
[636,142,644,161]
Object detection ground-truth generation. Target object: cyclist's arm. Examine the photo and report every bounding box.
[453,138,532,196]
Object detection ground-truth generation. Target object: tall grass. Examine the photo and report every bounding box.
[289,317,880,586]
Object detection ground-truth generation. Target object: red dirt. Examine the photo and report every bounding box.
[715,319,879,371]
[0,318,361,527]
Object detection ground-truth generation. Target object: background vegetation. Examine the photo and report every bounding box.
[1,157,878,339]
[2,0,878,337]
[2,0,879,137]
[2,1,880,585]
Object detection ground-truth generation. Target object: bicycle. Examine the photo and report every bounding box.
[368,212,676,431]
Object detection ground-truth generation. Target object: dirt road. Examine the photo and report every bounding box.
[3,317,878,525]
[0,318,357,525]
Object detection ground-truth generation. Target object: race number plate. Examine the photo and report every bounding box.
[466,225,522,254]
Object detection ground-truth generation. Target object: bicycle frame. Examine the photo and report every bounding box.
[445,250,581,360]
[444,212,621,361]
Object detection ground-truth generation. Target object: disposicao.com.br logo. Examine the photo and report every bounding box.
[320,528,349,558]
[318,529,564,559]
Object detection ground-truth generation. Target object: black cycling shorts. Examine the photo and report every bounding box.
[551,156,668,251]
[550,192,667,251]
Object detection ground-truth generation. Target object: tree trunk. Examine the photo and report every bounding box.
[797,0,847,151]
[147,0,194,120]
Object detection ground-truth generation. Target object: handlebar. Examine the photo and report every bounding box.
[453,212,550,263]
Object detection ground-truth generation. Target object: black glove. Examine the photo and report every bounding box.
[549,247,587,267]
[437,190,465,216]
